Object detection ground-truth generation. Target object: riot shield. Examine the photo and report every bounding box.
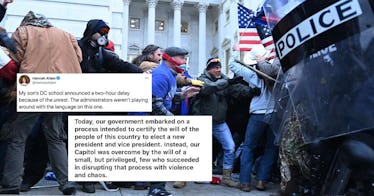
[264,0,374,143]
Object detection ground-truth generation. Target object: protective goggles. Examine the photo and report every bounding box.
[99,27,110,35]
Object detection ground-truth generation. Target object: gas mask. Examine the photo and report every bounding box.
[97,35,108,46]
[91,34,109,68]
[90,35,108,48]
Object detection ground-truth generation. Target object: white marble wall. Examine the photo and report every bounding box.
[1,0,263,78]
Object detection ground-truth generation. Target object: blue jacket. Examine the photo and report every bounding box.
[151,62,177,115]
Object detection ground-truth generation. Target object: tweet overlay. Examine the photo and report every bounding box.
[16,74,151,112]
[68,115,212,181]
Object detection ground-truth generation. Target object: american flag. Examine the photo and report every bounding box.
[255,9,276,60]
[237,3,276,60]
[237,3,260,51]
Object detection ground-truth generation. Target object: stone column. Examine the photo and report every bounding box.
[171,0,184,47]
[197,3,208,70]
[146,0,158,44]
[218,5,224,51]
[122,0,131,60]
[218,5,224,69]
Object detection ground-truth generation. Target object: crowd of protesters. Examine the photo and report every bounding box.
[0,2,310,196]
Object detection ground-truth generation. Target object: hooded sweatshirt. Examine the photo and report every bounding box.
[229,51,277,114]
[78,19,142,73]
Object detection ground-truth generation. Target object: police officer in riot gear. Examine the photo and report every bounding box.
[263,0,374,195]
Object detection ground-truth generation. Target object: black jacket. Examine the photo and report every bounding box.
[190,70,251,124]
[0,5,6,22]
[78,19,142,73]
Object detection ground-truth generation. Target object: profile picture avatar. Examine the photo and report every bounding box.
[19,75,30,86]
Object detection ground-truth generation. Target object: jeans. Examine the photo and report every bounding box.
[212,122,235,170]
[240,114,278,184]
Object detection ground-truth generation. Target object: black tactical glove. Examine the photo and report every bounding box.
[249,87,261,96]
[0,31,17,54]
[228,76,243,85]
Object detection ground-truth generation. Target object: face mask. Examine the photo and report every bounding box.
[179,64,187,71]
[162,53,185,73]
[97,36,108,46]
[89,35,108,48]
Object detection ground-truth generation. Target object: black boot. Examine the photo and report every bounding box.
[81,182,95,193]
[212,165,223,175]
[0,185,19,194]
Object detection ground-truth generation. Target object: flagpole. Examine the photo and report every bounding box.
[234,59,278,83]
[236,2,241,48]
[245,4,253,29]
[255,0,266,16]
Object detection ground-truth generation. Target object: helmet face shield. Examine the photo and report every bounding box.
[267,0,374,143]
[262,0,305,29]
[266,0,372,69]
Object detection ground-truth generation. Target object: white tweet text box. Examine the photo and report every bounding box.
[16,74,151,112]
[68,115,212,181]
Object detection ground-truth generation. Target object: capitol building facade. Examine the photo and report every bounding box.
[2,0,262,77]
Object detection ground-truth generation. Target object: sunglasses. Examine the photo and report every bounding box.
[99,27,110,35]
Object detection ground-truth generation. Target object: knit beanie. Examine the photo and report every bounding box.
[206,57,221,70]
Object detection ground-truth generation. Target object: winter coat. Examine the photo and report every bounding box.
[190,69,251,124]
[10,25,82,73]
[139,60,158,72]
[151,62,177,115]
[78,19,142,73]
[0,4,6,22]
